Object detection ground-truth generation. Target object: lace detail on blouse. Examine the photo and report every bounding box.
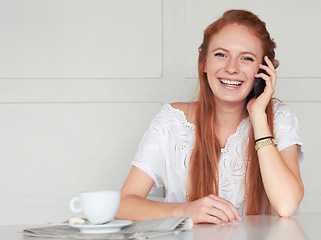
[131,100,304,210]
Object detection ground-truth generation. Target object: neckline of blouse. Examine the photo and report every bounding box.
[166,103,250,148]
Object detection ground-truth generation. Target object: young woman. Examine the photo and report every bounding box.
[116,9,304,224]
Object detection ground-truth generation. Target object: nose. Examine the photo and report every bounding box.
[224,58,239,74]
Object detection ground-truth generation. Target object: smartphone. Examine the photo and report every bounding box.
[254,60,269,98]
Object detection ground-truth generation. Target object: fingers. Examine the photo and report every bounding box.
[255,72,275,95]
[254,56,277,97]
[197,195,241,224]
[260,56,276,85]
[200,210,222,224]
[188,195,242,224]
[209,195,242,222]
[263,55,276,73]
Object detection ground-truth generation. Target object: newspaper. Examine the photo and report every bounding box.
[23,217,193,239]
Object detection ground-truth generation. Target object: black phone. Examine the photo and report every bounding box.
[253,60,269,98]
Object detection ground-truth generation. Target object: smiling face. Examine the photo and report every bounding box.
[204,23,264,105]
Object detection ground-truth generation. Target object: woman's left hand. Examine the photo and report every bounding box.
[247,56,276,118]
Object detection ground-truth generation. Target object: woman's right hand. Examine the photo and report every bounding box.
[179,194,242,224]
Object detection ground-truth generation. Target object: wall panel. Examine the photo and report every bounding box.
[0,102,161,224]
[0,0,162,78]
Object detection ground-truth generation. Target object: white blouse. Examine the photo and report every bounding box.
[132,100,304,212]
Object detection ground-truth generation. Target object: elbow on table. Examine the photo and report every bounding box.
[276,204,299,217]
[275,186,304,217]
[274,197,303,217]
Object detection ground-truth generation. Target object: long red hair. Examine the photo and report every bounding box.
[188,9,277,215]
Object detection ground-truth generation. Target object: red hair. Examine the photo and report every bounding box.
[188,9,277,215]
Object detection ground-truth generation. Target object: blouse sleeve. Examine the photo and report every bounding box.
[131,106,168,190]
[273,100,304,168]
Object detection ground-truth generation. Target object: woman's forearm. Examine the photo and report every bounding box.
[116,193,242,224]
[252,116,304,216]
[116,194,184,221]
[258,145,304,216]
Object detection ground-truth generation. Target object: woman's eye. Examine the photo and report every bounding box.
[243,56,254,62]
[214,52,225,57]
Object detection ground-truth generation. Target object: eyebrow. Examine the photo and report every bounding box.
[212,47,257,57]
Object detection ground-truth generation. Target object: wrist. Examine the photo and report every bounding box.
[249,111,267,124]
[250,115,272,140]
[255,137,277,151]
[173,202,187,218]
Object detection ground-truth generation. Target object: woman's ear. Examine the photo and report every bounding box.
[203,60,207,73]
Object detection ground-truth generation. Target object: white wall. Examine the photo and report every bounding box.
[0,0,320,225]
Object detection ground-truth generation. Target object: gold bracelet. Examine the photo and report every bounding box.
[255,138,278,151]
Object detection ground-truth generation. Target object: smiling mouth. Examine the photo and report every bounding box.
[219,79,243,87]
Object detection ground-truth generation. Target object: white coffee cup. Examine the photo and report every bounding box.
[70,190,120,224]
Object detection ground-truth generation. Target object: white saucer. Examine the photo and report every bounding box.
[69,220,132,234]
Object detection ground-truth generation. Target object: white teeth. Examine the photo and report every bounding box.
[220,79,242,86]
